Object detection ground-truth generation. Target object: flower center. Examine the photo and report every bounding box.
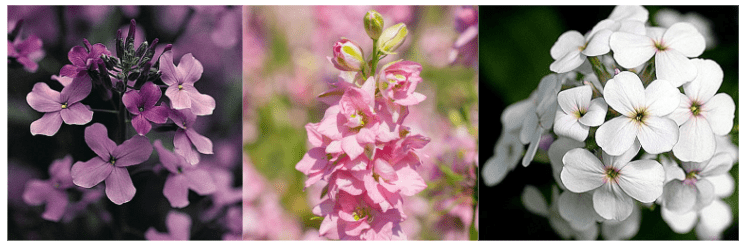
[684,170,700,185]
[654,41,667,51]
[61,103,68,109]
[109,156,116,165]
[353,206,373,223]
[348,110,366,128]
[605,167,620,182]
[575,108,587,119]
[632,109,648,125]
[139,107,144,112]
[178,84,183,90]
[690,101,702,117]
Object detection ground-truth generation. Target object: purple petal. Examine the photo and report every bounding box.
[159,51,178,86]
[183,169,216,195]
[143,105,169,124]
[71,157,113,188]
[166,87,191,110]
[140,82,163,108]
[122,90,144,115]
[176,53,203,85]
[154,140,183,174]
[60,102,93,125]
[59,64,80,78]
[30,112,63,136]
[17,57,39,73]
[60,75,92,104]
[22,179,53,205]
[51,75,73,87]
[145,228,172,240]
[105,167,136,205]
[41,189,68,222]
[84,123,116,159]
[16,34,43,55]
[112,135,152,167]
[166,211,192,240]
[49,155,74,188]
[88,43,111,59]
[27,82,61,112]
[185,89,215,116]
[185,128,213,155]
[67,46,88,67]
[164,174,190,208]
[174,131,200,165]
[131,115,152,136]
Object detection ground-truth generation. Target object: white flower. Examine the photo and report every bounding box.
[668,59,735,162]
[549,5,648,73]
[662,152,733,213]
[557,191,603,231]
[595,71,680,156]
[554,85,608,141]
[522,185,599,240]
[521,74,561,166]
[561,142,664,221]
[655,8,716,50]
[600,203,641,240]
[481,97,533,186]
[610,22,705,86]
[548,137,585,189]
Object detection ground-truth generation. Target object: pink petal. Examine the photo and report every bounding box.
[105,167,136,205]
[153,140,183,174]
[122,90,144,115]
[164,174,190,208]
[41,189,68,222]
[59,102,93,125]
[112,135,152,167]
[176,53,203,85]
[185,90,215,116]
[131,115,152,136]
[59,64,79,78]
[166,87,191,110]
[60,75,92,104]
[158,51,178,86]
[174,131,200,165]
[22,179,53,205]
[143,105,169,124]
[341,135,364,160]
[140,82,163,108]
[27,82,61,112]
[185,128,213,155]
[184,169,216,195]
[145,228,173,240]
[84,123,117,159]
[166,211,192,240]
[30,112,63,136]
[71,157,113,188]
[67,46,88,67]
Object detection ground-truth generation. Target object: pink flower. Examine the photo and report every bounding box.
[378,61,426,106]
[314,192,407,240]
[145,211,192,240]
[169,108,213,165]
[8,34,44,73]
[22,155,74,222]
[70,123,153,205]
[154,140,216,208]
[159,50,216,115]
[295,122,345,188]
[59,39,111,78]
[26,75,93,136]
[122,82,170,135]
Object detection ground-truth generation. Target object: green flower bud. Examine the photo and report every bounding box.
[364,10,384,40]
[377,23,408,54]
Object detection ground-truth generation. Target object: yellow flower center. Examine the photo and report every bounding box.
[61,103,68,109]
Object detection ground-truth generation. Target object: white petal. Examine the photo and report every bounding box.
[701,93,735,135]
[618,20,646,36]
[667,94,693,125]
[609,32,656,69]
[501,98,533,131]
[601,204,641,240]
[661,155,686,183]
[698,198,732,235]
[617,159,665,203]
[521,127,543,167]
[603,72,645,116]
[560,148,605,193]
[637,116,679,154]
[558,191,599,230]
[663,22,706,58]
[579,98,607,127]
[596,117,638,156]
[583,29,612,56]
[661,207,697,234]
[684,59,722,103]
[520,111,538,144]
[608,5,648,22]
[481,133,523,187]
[550,49,585,73]
[644,79,680,116]
[707,173,734,198]
[554,110,589,142]
[673,116,716,162]
[655,50,697,86]
[662,180,697,213]
[593,183,634,221]
[557,85,591,115]
[602,139,641,170]
[521,185,549,217]
[692,178,715,211]
[550,31,585,59]
[548,137,585,188]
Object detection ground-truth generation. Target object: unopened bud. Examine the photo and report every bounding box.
[116,29,124,58]
[329,38,365,71]
[377,23,408,54]
[364,10,384,40]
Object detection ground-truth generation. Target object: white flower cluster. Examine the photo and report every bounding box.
[482,6,737,240]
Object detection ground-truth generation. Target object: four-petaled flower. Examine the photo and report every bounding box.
[122,81,170,135]
[59,39,111,78]
[169,108,214,165]
[27,75,94,136]
[154,140,216,208]
[22,155,75,222]
[553,85,608,141]
[159,50,216,116]
[8,34,44,73]
[71,123,153,205]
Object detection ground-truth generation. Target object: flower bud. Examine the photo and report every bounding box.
[329,38,365,72]
[377,23,408,54]
[364,10,384,40]
[115,29,124,58]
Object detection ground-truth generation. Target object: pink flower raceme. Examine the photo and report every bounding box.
[8,34,44,72]
[169,108,214,165]
[378,61,426,106]
[26,75,94,136]
[59,39,111,78]
[71,123,153,205]
[314,191,407,240]
[122,82,169,135]
[154,140,216,208]
[145,211,192,240]
[22,155,74,222]
[159,50,215,116]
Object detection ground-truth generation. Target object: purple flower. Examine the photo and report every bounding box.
[122,82,169,135]
[169,108,213,165]
[26,75,93,136]
[449,6,478,66]
[70,123,153,205]
[22,155,74,222]
[154,140,216,208]
[59,39,111,78]
[159,50,215,115]
[145,211,192,240]
[8,34,44,73]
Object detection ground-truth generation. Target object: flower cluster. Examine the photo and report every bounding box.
[483,6,736,240]
[296,10,431,240]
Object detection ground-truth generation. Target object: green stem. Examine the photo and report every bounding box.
[639,58,656,87]
[587,56,612,86]
[116,91,127,144]
[370,39,379,79]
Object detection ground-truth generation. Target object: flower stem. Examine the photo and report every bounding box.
[639,58,656,87]
[91,108,119,114]
[116,91,127,144]
[587,56,612,86]
[370,39,379,79]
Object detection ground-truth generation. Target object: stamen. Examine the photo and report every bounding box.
[61,103,68,109]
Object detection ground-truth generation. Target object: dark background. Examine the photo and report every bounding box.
[478,6,738,240]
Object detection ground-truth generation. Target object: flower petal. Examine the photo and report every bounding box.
[140,82,163,108]
[561,148,605,193]
[595,117,638,156]
[558,191,599,230]
[105,167,136,205]
[154,140,182,174]
[71,157,113,188]
[166,211,192,240]
[27,82,61,112]
[550,49,585,73]
[159,51,178,86]
[617,159,665,203]
[166,88,192,110]
[661,207,697,234]
[174,130,200,165]
[698,198,732,235]
[603,72,645,116]
[521,127,543,167]
[112,135,152,167]
[644,79,680,116]
[582,29,612,56]
[637,116,679,154]
[701,93,735,136]
[699,152,734,177]
[84,123,116,159]
[60,75,92,104]
[662,180,696,213]
[593,182,634,221]
[553,110,588,141]
[122,90,144,115]
[176,53,203,85]
[131,115,152,136]
[668,94,693,125]
[579,98,607,127]
[22,180,53,205]
[673,116,715,162]
[342,135,364,160]
[601,203,641,240]
[692,178,715,211]
[609,32,656,68]
[41,189,68,222]
[557,85,591,116]
[684,59,723,103]
[164,174,189,208]
[59,102,93,125]
[550,31,585,59]
[67,46,88,67]
[30,112,63,136]
[185,91,216,116]
[663,22,705,58]
[184,168,217,195]
[521,185,549,217]
[602,140,640,173]
[655,50,697,86]
[143,105,170,124]
[185,128,213,155]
